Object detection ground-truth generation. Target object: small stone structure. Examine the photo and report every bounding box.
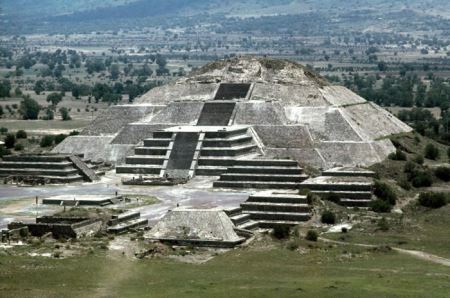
[301,169,375,207]
[0,154,102,184]
[147,208,246,248]
[8,216,102,239]
[42,195,124,207]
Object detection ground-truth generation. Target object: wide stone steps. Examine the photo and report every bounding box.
[240,202,311,213]
[234,159,299,167]
[224,207,258,231]
[310,190,373,200]
[107,211,148,234]
[226,166,303,175]
[200,144,257,157]
[0,161,74,169]
[301,183,373,192]
[0,168,79,177]
[214,180,303,189]
[2,155,77,163]
[258,220,305,228]
[107,218,148,234]
[202,136,253,147]
[229,213,251,225]
[143,138,172,147]
[242,211,311,222]
[219,173,307,182]
[134,147,169,156]
[125,155,166,165]
[195,166,228,176]
[116,164,162,175]
[237,220,259,230]
[247,194,308,204]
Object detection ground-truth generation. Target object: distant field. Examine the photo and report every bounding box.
[0,119,89,135]
[0,238,449,298]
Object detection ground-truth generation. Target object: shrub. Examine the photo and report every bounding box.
[388,149,407,161]
[305,230,318,241]
[424,143,440,160]
[398,178,411,190]
[14,143,24,151]
[4,133,15,148]
[54,134,67,145]
[447,147,450,159]
[418,192,448,209]
[404,161,418,174]
[373,180,397,205]
[16,130,27,139]
[59,107,71,121]
[370,199,392,213]
[0,127,7,135]
[411,171,433,188]
[413,155,424,165]
[324,192,340,203]
[377,217,389,231]
[321,210,336,225]
[435,167,450,182]
[40,135,54,147]
[286,240,299,251]
[272,225,290,239]
[0,147,11,157]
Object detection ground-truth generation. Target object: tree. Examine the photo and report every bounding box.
[34,80,45,95]
[16,130,27,139]
[110,64,120,80]
[0,80,11,97]
[4,133,15,148]
[59,107,71,121]
[46,92,63,108]
[19,96,40,120]
[424,143,440,160]
[377,61,387,71]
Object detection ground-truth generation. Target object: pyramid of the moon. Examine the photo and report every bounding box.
[53,57,412,171]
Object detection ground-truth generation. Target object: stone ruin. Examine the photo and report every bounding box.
[0,154,104,184]
[1,57,414,242]
[52,56,411,178]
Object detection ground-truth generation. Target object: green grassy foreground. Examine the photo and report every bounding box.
[1,238,449,298]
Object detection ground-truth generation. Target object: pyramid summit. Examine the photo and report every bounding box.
[53,56,412,172]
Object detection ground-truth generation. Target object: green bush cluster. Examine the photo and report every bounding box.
[370,199,392,213]
[373,180,397,205]
[272,225,290,239]
[388,149,407,161]
[15,130,27,139]
[418,192,448,209]
[305,230,318,242]
[435,167,450,182]
[321,210,336,224]
[404,161,434,188]
[424,143,440,160]
[40,135,55,147]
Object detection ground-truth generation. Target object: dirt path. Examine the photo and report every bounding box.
[320,237,450,267]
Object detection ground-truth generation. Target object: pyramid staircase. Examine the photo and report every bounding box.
[300,170,374,207]
[107,211,148,234]
[116,127,259,178]
[213,159,308,189]
[0,154,101,183]
[241,193,312,228]
[224,207,259,231]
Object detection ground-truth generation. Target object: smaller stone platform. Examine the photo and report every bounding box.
[146,208,246,248]
[42,195,123,207]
